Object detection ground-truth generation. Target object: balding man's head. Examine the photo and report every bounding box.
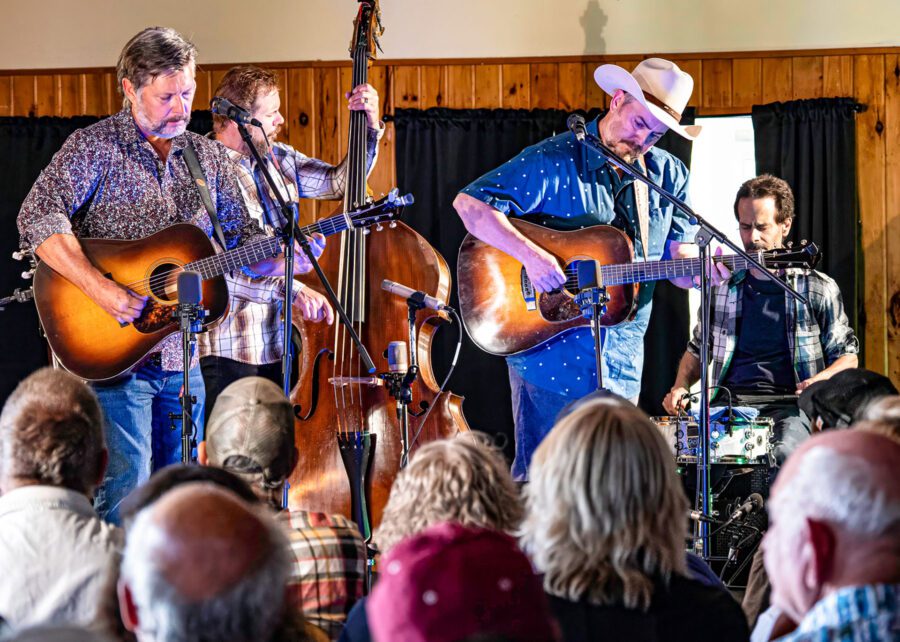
[0,367,106,495]
[764,431,900,623]
[118,483,290,642]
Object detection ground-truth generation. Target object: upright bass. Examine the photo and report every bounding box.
[288,0,469,537]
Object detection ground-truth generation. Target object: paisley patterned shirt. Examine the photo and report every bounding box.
[17,108,266,372]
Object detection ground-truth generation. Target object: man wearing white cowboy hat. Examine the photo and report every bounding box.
[454,58,728,480]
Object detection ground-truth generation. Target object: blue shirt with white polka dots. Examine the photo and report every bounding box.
[460,117,696,400]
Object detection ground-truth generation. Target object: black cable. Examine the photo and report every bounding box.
[405,308,464,456]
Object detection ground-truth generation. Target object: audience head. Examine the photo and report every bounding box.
[858,395,900,443]
[521,397,688,610]
[0,367,106,496]
[374,433,523,554]
[367,523,559,642]
[0,625,115,641]
[763,430,900,623]
[117,483,291,642]
[199,377,297,510]
[798,368,898,430]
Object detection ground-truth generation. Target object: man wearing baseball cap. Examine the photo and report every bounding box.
[454,58,722,479]
[198,376,367,639]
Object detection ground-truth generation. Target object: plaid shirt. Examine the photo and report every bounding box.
[687,268,859,394]
[779,584,900,641]
[281,510,367,640]
[198,131,380,364]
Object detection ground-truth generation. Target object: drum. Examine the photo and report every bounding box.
[651,416,774,464]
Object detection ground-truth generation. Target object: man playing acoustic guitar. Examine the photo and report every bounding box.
[454,58,727,479]
[16,27,321,523]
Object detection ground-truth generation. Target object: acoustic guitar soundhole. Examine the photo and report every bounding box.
[539,291,582,323]
[133,262,180,334]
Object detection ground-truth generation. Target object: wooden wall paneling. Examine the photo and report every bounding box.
[420,65,445,108]
[701,59,733,109]
[12,75,34,115]
[791,56,824,99]
[884,54,900,382]
[272,68,290,142]
[104,73,119,115]
[287,67,318,224]
[57,74,81,116]
[557,62,585,111]
[823,55,854,96]
[732,58,762,108]
[366,65,396,196]
[583,62,606,110]
[530,62,558,108]
[193,69,212,113]
[761,58,793,104]
[0,76,12,116]
[34,75,56,116]
[316,67,341,167]
[473,64,501,108]
[501,63,530,109]
[678,60,702,108]
[445,64,474,109]
[391,65,420,109]
[82,73,107,116]
[210,69,229,97]
[855,54,887,373]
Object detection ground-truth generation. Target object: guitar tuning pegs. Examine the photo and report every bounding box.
[21,268,35,280]
[389,221,397,228]
[801,239,808,246]
[11,250,26,261]
[375,223,384,232]
[363,228,371,236]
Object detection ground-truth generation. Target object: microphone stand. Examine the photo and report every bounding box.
[235,122,376,398]
[571,119,806,559]
[171,290,205,464]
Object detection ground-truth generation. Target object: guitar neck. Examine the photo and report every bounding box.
[598,254,759,286]
[184,213,353,280]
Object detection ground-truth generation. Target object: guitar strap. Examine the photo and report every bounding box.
[633,155,650,262]
[183,142,229,253]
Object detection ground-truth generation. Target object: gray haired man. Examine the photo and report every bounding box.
[16,27,315,524]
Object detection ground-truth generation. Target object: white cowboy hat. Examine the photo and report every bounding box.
[593,58,701,140]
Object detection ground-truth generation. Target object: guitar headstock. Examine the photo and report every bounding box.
[349,0,384,62]
[762,241,821,269]
[348,189,414,232]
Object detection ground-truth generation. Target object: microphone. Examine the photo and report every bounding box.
[386,341,408,374]
[210,96,262,127]
[727,493,764,523]
[576,259,600,290]
[177,270,202,305]
[567,113,587,141]
[381,279,451,312]
[687,509,722,524]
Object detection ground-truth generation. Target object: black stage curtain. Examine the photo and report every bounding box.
[394,107,695,451]
[752,98,859,332]
[0,112,213,403]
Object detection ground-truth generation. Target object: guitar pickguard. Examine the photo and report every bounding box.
[134,300,175,334]
[538,291,582,323]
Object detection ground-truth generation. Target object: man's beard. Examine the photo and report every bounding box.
[134,104,188,139]
[251,125,282,157]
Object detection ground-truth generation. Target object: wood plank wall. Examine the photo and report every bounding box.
[2,47,898,385]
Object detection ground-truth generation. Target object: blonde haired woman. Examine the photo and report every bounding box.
[521,398,749,641]
[341,433,525,642]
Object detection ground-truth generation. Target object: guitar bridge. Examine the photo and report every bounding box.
[520,268,537,311]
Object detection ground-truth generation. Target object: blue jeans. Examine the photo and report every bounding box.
[92,363,205,524]
[508,365,581,481]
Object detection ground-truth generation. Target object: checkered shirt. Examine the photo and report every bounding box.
[687,268,859,395]
[281,510,367,639]
[198,131,380,364]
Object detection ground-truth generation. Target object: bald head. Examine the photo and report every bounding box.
[119,483,290,642]
[764,430,900,623]
[143,484,271,599]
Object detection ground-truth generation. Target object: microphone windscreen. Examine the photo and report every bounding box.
[387,341,408,373]
[577,260,599,290]
[177,270,203,305]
